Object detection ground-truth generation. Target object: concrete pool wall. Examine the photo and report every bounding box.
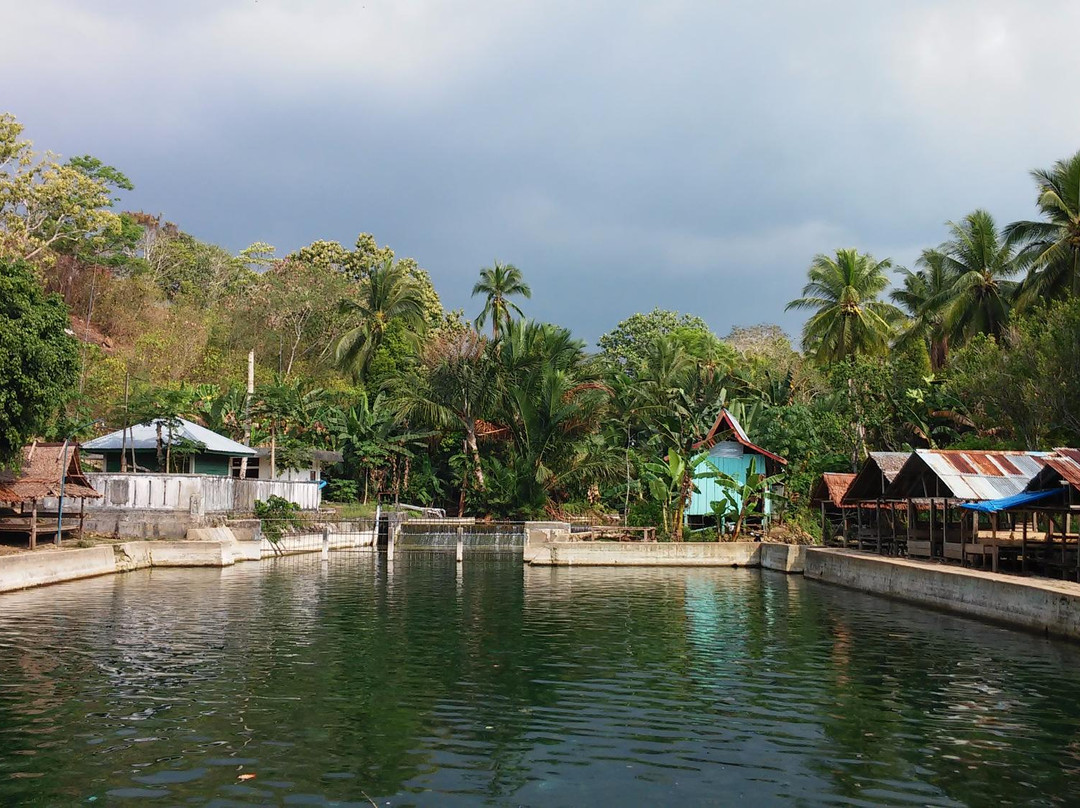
[3,530,1080,641]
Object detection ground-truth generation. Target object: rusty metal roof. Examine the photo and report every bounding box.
[694,409,787,465]
[810,473,856,508]
[0,443,101,503]
[1025,447,1080,494]
[885,449,1049,501]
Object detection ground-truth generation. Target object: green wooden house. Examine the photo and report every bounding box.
[686,409,786,529]
[83,418,257,476]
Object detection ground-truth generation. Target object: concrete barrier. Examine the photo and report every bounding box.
[537,541,764,567]
[0,546,117,593]
[804,548,1080,640]
[761,543,805,573]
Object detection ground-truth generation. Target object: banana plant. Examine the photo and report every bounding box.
[704,457,784,541]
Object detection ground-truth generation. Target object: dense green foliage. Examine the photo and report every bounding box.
[0,259,79,468]
[4,110,1080,534]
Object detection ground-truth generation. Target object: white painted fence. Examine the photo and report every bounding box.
[83,473,321,514]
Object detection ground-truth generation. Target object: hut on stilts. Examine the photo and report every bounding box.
[0,443,101,549]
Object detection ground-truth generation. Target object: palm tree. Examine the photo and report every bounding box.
[633,336,731,540]
[1005,149,1080,303]
[786,248,898,364]
[932,210,1018,342]
[472,260,531,339]
[388,329,497,513]
[336,257,427,379]
[890,255,955,371]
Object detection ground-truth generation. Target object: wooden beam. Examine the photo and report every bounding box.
[29,499,37,550]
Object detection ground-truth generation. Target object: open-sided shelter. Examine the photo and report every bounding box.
[839,452,910,553]
[809,472,856,546]
[0,443,101,548]
[884,449,1048,563]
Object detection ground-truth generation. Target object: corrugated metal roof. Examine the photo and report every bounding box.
[694,409,787,466]
[1024,447,1080,493]
[889,449,1049,501]
[84,418,257,457]
[1043,448,1080,489]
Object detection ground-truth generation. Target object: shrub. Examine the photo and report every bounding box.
[254,495,303,544]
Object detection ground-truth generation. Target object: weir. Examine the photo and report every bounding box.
[395,520,525,552]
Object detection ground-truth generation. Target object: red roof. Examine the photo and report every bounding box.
[694,409,787,466]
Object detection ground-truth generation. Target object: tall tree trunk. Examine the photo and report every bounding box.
[671,467,693,541]
[465,421,485,489]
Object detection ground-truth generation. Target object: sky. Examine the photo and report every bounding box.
[4,1,1079,346]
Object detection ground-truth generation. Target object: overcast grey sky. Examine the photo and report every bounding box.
[5,1,1078,344]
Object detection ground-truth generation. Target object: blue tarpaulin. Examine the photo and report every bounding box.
[960,488,1060,513]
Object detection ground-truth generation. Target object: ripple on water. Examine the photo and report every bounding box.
[0,558,1078,806]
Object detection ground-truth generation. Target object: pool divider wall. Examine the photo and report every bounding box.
[527,541,805,571]
[803,548,1080,640]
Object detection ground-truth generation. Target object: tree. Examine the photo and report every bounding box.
[494,320,612,510]
[472,260,531,339]
[291,233,443,324]
[598,308,724,375]
[238,258,353,377]
[0,113,128,262]
[786,248,898,364]
[389,329,497,513]
[891,256,954,371]
[0,259,79,468]
[633,335,730,540]
[1006,149,1080,302]
[930,210,1018,342]
[335,257,428,380]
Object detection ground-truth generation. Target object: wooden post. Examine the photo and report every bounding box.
[820,502,827,545]
[1022,512,1028,574]
[79,497,86,538]
[29,499,38,550]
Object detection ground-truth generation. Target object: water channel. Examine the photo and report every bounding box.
[1,554,1078,806]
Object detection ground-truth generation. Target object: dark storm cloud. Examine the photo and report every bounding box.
[5,1,1079,344]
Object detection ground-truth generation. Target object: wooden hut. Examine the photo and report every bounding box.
[0,443,101,548]
[809,473,856,546]
[960,448,1080,578]
[840,452,910,554]
[884,449,1048,564]
[686,409,786,532]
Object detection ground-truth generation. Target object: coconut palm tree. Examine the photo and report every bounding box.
[1005,149,1080,303]
[786,249,898,364]
[472,261,531,339]
[890,255,955,371]
[335,257,427,379]
[931,210,1018,342]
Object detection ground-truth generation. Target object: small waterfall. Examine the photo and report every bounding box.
[397,521,524,552]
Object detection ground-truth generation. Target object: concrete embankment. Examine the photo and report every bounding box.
[804,548,1080,640]
[0,524,377,595]
[527,541,805,572]
[0,540,239,594]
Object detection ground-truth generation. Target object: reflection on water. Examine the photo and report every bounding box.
[1,555,1079,806]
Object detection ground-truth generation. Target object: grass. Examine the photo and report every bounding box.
[323,501,381,519]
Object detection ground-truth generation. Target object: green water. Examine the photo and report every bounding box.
[0,554,1078,806]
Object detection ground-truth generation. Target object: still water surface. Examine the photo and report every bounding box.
[1,554,1078,806]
